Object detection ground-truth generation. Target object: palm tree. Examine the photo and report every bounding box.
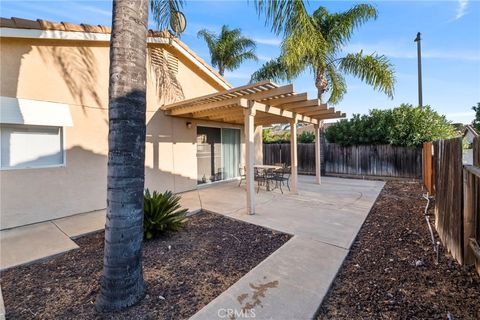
[96,0,183,312]
[197,25,258,76]
[96,0,311,312]
[251,4,395,104]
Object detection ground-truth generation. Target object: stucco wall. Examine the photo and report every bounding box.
[0,37,249,230]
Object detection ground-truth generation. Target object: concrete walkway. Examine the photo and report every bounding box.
[0,209,106,270]
[187,176,384,320]
[0,176,383,319]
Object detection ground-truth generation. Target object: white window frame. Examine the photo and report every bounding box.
[0,124,66,171]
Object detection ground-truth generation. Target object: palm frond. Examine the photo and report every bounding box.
[254,0,312,35]
[250,58,297,83]
[313,4,377,52]
[150,0,185,33]
[339,51,395,98]
[197,29,220,67]
[198,25,257,74]
[325,64,347,104]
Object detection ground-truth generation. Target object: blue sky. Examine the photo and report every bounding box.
[1,0,479,124]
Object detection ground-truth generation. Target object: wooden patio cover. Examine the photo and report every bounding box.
[161,80,346,125]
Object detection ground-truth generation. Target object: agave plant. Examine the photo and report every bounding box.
[144,189,188,240]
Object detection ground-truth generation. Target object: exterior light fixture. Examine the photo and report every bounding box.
[186,121,192,129]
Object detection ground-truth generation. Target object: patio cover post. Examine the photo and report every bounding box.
[314,123,321,184]
[244,102,256,215]
[290,116,298,193]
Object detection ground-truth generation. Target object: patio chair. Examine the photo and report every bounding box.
[254,167,268,193]
[238,164,246,186]
[273,166,291,192]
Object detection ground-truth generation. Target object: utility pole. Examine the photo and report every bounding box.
[414,32,423,108]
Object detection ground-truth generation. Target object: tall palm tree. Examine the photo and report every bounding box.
[251,4,395,104]
[96,0,311,312]
[96,0,183,312]
[197,25,258,76]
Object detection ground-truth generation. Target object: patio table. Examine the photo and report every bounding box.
[253,165,283,191]
[253,164,283,170]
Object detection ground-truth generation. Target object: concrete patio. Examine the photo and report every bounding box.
[185,175,384,319]
[0,175,384,319]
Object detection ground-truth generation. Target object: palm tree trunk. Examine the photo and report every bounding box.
[96,0,148,312]
[315,69,328,176]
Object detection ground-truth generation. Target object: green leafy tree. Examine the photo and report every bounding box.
[251,4,395,104]
[326,104,456,147]
[472,102,480,133]
[198,25,257,76]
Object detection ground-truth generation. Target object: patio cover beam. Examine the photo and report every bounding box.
[302,108,336,117]
[161,80,273,110]
[265,92,308,106]
[278,99,320,111]
[166,98,248,116]
[245,84,294,101]
[290,104,328,114]
[313,112,346,120]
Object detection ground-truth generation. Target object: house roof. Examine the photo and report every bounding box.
[463,125,479,138]
[162,80,346,125]
[0,17,231,90]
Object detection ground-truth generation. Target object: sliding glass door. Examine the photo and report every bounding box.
[222,128,241,180]
[196,126,241,185]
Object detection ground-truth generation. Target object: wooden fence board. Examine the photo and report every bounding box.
[263,143,422,178]
[423,142,434,195]
[433,137,464,264]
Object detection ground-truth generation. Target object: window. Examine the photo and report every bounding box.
[0,124,64,169]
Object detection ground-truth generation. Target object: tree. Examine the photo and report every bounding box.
[472,102,480,133]
[198,25,258,76]
[325,104,456,147]
[251,4,395,105]
[96,0,183,312]
[96,0,308,312]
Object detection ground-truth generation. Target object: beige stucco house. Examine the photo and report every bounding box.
[1,17,344,230]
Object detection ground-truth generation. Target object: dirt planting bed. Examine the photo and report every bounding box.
[318,181,480,319]
[1,212,291,319]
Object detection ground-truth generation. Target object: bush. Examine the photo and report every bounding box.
[144,189,188,240]
[325,104,456,147]
[298,131,315,143]
[263,128,290,144]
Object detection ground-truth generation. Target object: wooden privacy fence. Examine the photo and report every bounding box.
[424,137,480,273]
[263,143,422,178]
[325,144,422,178]
[263,143,316,174]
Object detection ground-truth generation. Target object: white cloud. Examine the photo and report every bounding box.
[445,111,475,118]
[253,37,281,46]
[455,0,469,20]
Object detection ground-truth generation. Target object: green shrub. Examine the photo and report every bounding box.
[298,131,315,143]
[325,104,456,147]
[143,189,188,240]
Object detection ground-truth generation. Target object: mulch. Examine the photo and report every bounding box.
[0,212,291,319]
[317,181,480,320]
